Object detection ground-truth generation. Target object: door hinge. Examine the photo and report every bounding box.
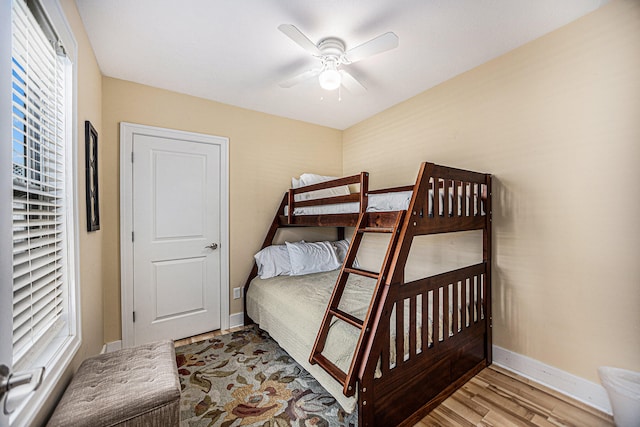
[133,311,136,322]
[132,231,134,242]
[131,152,134,163]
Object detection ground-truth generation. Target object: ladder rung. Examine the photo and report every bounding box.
[311,353,346,385]
[358,227,395,233]
[330,308,363,329]
[344,267,380,279]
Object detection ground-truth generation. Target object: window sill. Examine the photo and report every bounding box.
[9,335,81,427]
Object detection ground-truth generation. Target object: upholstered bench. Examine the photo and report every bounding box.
[47,340,180,427]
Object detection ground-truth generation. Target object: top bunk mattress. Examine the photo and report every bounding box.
[285,188,482,217]
[286,190,413,216]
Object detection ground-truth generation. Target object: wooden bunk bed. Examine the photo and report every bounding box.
[243,162,492,427]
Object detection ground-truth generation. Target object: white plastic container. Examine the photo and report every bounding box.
[598,366,640,427]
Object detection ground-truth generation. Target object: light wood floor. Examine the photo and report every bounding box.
[418,365,612,427]
[174,329,613,427]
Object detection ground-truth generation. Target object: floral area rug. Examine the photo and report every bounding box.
[175,325,357,427]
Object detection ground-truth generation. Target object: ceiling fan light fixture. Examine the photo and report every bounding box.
[318,62,341,91]
[279,25,398,94]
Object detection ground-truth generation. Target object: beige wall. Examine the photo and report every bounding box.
[62,0,104,366]
[38,3,638,422]
[101,79,342,342]
[343,0,640,383]
[35,0,104,424]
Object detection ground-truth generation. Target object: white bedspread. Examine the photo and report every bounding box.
[245,270,453,413]
[246,270,369,412]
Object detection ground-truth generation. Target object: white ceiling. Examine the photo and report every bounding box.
[75,0,607,130]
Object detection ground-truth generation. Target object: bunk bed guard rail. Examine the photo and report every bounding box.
[287,172,369,225]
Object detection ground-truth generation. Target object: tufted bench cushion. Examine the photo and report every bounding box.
[47,340,180,427]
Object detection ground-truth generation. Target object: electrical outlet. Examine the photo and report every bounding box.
[233,287,241,299]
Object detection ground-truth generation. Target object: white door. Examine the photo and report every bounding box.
[121,123,229,346]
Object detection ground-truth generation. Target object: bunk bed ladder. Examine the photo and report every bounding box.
[309,210,405,397]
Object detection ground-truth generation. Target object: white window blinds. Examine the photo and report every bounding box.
[11,0,69,364]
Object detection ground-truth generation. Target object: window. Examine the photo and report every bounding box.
[3,0,79,424]
[12,0,69,367]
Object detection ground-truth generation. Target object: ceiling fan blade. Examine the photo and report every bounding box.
[279,68,321,88]
[344,32,399,64]
[339,70,366,95]
[278,24,321,56]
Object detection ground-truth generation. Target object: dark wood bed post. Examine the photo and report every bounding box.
[484,174,493,364]
[358,360,376,427]
[243,193,288,325]
[360,172,369,212]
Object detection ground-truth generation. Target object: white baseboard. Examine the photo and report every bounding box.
[229,312,244,329]
[493,345,612,415]
[102,340,122,354]
[106,317,244,353]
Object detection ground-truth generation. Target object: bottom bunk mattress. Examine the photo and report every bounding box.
[246,270,461,413]
[246,270,368,412]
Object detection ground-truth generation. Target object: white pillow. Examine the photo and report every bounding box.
[332,239,350,263]
[286,241,341,276]
[332,239,359,267]
[291,173,350,201]
[299,173,338,186]
[254,245,291,279]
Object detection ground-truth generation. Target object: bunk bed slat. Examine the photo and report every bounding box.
[462,181,468,216]
[291,173,364,194]
[330,308,364,329]
[432,178,440,218]
[313,353,347,384]
[445,284,451,339]
[430,164,487,183]
[396,299,404,370]
[444,179,451,217]
[433,286,440,347]
[412,215,486,234]
[381,326,390,376]
[452,180,458,217]
[421,291,429,352]
[359,227,395,233]
[475,276,480,319]
[462,278,468,329]
[344,267,380,280]
[282,213,359,227]
[294,193,361,208]
[453,280,459,335]
[409,295,417,358]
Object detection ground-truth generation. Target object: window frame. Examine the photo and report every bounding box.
[3,0,81,425]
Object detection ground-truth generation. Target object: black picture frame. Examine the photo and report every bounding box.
[85,120,100,231]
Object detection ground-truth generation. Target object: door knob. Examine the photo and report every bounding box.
[1,364,45,414]
[205,243,218,250]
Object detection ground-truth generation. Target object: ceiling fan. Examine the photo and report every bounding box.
[278,24,399,94]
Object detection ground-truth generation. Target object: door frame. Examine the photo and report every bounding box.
[119,122,229,348]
